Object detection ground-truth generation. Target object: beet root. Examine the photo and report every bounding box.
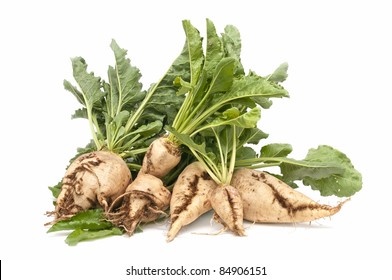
[209,185,246,236]
[139,137,181,178]
[231,168,346,223]
[52,151,131,221]
[106,173,171,235]
[167,162,217,242]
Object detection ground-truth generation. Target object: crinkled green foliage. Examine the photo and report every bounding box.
[170,19,288,140]
[292,146,362,197]
[64,39,186,160]
[47,209,124,246]
[260,143,293,158]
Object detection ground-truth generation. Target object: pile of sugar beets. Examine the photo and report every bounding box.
[46,19,362,245]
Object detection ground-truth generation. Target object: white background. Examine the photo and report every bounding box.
[1,0,391,279]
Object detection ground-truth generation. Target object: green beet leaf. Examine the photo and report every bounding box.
[237,127,269,146]
[220,74,289,102]
[280,146,346,181]
[280,145,362,197]
[221,24,245,76]
[182,20,204,86]
[107,39,144,118]
[65,228,123,246]
[236,146,257,161]
[194,107,261,135]
[64,57,105,149]
[207,57,236,94]
[48,181,62,199]
[260,143,293,158]
[47,209,113,233]
[301,146,362,197]
[267,62,289,83]
[204,18,225,76]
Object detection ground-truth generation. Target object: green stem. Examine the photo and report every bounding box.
[115,64,123,116]
[108,73,115,118]
[118,76,163,148]
[162,155,192,186]
[183,89,287,136]
[178,76,218,134]
[226,125,237,185]
[189,147,221,184]
[92,114,104,146]
[234,157,282,167]
[241,163,282,169]
[234,156,324,169]
[84,99,101,150]
[172,27,199,131]
[123,89,153,133]
[127,147,148,155]
[173,90,192,131]
[119,147,148,158]
[114,133,140,151]
[212,128,226,183]
[176,77,207,133]
[167,132,177,143]
[127,163,142,171]
[182,102,221,135]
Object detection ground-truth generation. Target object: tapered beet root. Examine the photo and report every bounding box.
[106,173,171,235]
[231,168,346,223]
[167,162,217,242]
[210,185,246,236]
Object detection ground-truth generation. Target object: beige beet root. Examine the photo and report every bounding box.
[53,151,131,221]
[210,185,246,236]
[139,137,181,178]
[231,168,345,223]
[167,162,217,242]
[106,173,171,235]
